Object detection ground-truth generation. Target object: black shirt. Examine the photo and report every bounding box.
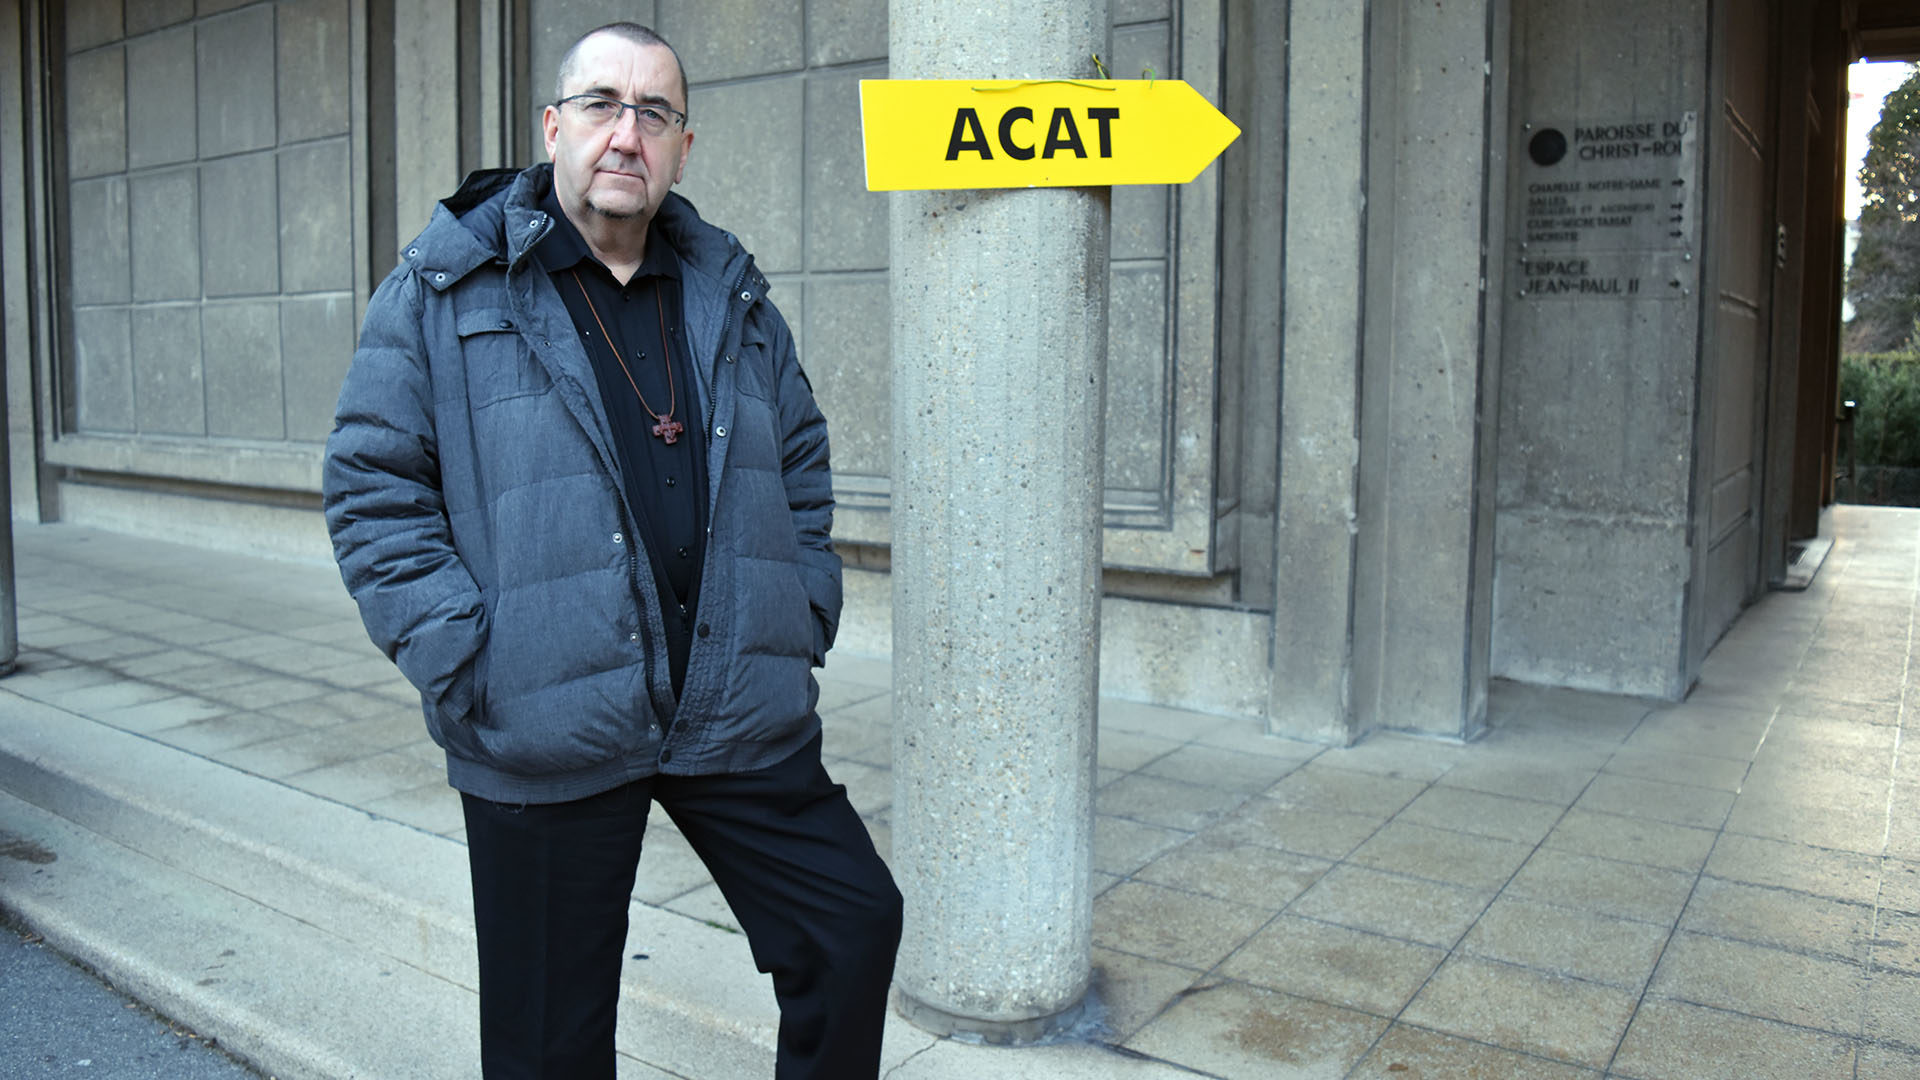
[533,185,708,697]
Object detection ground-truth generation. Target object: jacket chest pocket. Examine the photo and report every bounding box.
[456,308,551,406]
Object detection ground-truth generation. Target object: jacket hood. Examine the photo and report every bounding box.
[403,164,756,296]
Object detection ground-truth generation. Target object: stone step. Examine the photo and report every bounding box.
[0,692,1195,1079]
[0,692,781,1079]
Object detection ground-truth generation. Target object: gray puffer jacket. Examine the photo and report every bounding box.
[323,165,840,804]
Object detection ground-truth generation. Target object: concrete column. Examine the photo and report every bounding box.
[888,1,1109,1044]
[1350,0,1508,739]
[1270,1,1369,744]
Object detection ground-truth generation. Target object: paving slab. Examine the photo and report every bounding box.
[5,507,1920,1076]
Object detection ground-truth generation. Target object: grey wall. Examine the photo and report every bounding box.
[60,0,357,450]
[23,0,1280,713]
[1492,0,1710,699]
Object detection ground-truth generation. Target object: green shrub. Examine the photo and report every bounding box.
[1840,351,1920,468]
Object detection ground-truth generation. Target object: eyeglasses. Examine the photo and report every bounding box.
[555,94,688,136]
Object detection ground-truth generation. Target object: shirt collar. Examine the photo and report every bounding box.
[534,183,680,281]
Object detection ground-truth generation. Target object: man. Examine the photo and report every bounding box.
[322,23,901,1079]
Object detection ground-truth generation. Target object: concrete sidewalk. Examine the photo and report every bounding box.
[3,506,1920,1077]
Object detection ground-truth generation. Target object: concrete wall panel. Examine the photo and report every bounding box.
[1109,23,1169,261]
[68,176,130,306]
[131,305,205,435]
[1498,310,1698,518]
[1493,514,1690,697]
[54,0,371,491]
[126,27,196,168]
[1115,0,1170,22]
[1106,264,1167,494]
[127,0,193,35]
[65,0,122,53]
[528,0,654,122]
[803,277,889,480]
[129,166,201,301]
[390,0,460,257]
[278,0,351,142]
[1102,596,1270,717]
[777,280,804,369]
[197,7,278,157]
[278,140,353,292]
[678,78,804,272]
[658,1,803,83]
[803,70,886,272]
[1494,0,1709,697]
[807,0,886,66]
[279,295,355,441]
[197,0,256,14]
[73,306,133,432]
[65,45,126,178]
[200,151,280,297]
[201,300,285,438]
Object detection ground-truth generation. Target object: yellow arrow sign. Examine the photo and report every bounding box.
[859,79,1240,191]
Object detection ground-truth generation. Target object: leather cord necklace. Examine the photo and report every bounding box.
[569,268,685,444]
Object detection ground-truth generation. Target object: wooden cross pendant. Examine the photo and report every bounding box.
[652,417,684,444]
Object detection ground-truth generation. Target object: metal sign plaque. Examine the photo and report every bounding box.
[1514,111,1700,300]
[1516,250,1696,302]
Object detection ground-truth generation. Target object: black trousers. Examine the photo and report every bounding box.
[460,735,903,1080]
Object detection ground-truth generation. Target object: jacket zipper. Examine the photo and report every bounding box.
[514,207,664,729]
[708,264,753,439]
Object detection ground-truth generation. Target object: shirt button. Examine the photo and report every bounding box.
[665,476,676,487]
[697,623,711,638]
[677,546,689,558]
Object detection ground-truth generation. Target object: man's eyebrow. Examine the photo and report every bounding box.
[579,85,680,110]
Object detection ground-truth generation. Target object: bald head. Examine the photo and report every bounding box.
[554,22,688,108]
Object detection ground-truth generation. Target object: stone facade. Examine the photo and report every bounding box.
[0,0,1858,740]
[60,0,355,452]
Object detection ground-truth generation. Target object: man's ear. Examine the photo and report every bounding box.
[674,131,694,184]
[542,105,560,161]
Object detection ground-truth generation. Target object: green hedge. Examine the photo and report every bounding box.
[1840,351,1920,468]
